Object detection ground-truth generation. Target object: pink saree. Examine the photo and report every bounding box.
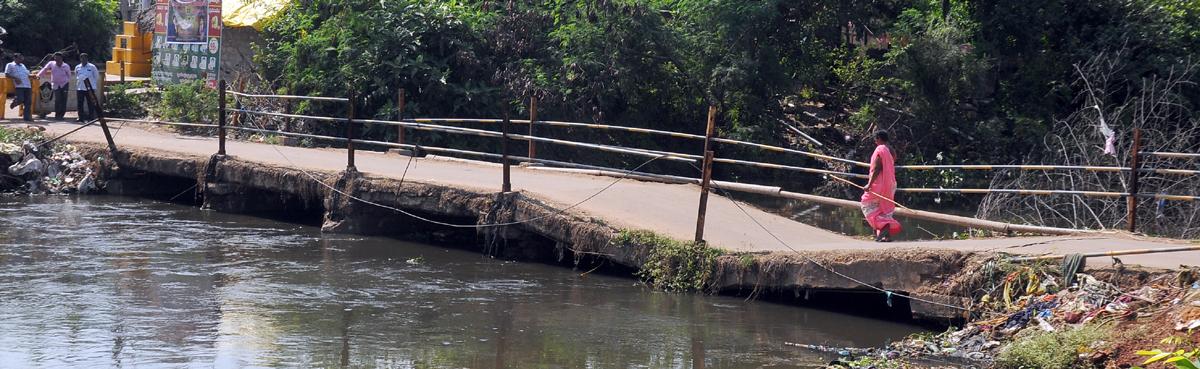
[861,144,902,235]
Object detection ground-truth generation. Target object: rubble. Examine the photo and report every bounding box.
[806,262,1200,369]
[2,140,101,194]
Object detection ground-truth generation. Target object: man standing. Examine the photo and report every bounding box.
[74,53,101,122]
[4,53,32,121]
[861,130,902,242]
[36,52,72,120]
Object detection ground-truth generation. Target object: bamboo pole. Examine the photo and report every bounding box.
[774,190,1092,236]
[528,96,537,159]
[345,92,356,171]
[1140,152,1200,159]
[501,107,512,193]
[695,106,717,244]
[827,174,911,211]
[1129,128,1142,232]
[1009,245,1200,262]
[82,79,118,159]
[396,89,406,145]
[218,79,227,156]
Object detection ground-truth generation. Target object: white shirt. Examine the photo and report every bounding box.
[74,62,101,91]
[4,61,31,88]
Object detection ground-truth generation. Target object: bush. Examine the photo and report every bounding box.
[103,82,149,118]
[997,323,1111,369]
[618,230,724,292]
[153,80,217,124]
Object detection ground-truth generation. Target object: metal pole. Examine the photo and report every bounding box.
[346,91,356,171]
[119,55,126,83]
[1128,128,1141,232]
[502,107,512,193]
[218,79,227,156]
[528,95,537,159]
[397,89,406,145]
[83,79,119,158]
[695,106,717,243]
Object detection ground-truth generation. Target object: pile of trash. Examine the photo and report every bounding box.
[884,270,1177,363]
[805,265,1196,369]
[3,141,100,194]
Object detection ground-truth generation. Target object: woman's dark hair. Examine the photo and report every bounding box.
[874,130,889,142]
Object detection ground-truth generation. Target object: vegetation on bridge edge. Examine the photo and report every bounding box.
[614,229,724,293]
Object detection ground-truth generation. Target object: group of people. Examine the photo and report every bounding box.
[4,52,102,122]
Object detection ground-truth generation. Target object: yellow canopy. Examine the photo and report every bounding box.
[223,0,288,29]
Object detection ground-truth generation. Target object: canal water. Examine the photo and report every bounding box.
[0,196,924,368]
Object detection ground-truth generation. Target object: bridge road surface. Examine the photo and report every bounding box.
[8,117,1200,270]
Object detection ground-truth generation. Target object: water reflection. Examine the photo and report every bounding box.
[0,196,924,368]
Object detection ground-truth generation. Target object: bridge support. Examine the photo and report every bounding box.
[695,106,717,243]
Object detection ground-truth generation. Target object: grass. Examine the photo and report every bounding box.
[0,126,45,144]
[996,323,1111,369]
[614,229,724,292]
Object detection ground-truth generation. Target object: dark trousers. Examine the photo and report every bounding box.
[52,87,68,119]
[14,88,32,121]
[76,90,92,121]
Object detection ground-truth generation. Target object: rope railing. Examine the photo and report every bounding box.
[406,117,872,167]
[897,164,1129,172]
[1140,151,1200,159]
[227,90,349,103]
[897,163,1200,176]
[897,188,1198,201]
[219,88,1199,215]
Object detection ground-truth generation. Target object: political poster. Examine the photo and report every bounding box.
[167,0,209,44]
[152,0,221,87]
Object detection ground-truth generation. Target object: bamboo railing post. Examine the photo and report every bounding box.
[83,79,119,159]
[345,91,356,171]
[695,106,717,243]
[396,89,406,145]
[528,95,538,159]
[218,79,227,156]
[501,107,512,193]
[1128,128,1142,232]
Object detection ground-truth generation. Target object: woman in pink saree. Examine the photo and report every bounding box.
[861,131,901,242]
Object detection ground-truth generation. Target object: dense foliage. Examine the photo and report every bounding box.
[0,0,118,63]
[252,0,1199,190]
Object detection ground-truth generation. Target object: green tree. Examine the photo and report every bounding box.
[0,0,118,63]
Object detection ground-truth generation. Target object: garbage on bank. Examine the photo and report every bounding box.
[3,140,100,194]
[802,263,1200,369]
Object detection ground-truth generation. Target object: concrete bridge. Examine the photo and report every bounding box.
[5,112,1198,321]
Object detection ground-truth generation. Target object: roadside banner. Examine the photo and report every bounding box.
[152,0,222,87]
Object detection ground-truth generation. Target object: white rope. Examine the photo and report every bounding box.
[226,90,349,103]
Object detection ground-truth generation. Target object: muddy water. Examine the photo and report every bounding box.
[0,196,924,368]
